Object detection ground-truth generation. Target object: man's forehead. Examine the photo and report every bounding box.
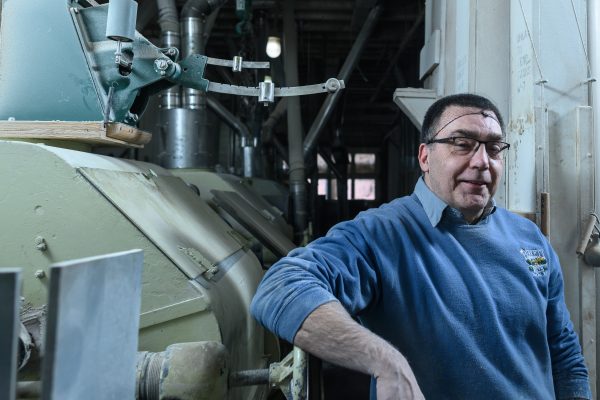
[436,106,502,135]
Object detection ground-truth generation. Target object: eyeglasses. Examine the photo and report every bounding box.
[427,136,510,159]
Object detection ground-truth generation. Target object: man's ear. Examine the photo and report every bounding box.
[418,143,429,173]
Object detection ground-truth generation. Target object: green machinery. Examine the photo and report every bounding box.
[0,0,339,398]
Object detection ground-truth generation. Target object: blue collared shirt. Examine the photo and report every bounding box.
[414,176,496,226]
[252,179,591,399]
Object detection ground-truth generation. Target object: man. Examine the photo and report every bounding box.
[251,94,591,399]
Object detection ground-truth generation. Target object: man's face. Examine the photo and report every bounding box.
[418,105,504,223]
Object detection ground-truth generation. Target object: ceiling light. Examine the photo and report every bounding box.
[266,36,281,59]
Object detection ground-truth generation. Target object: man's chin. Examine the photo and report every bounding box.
[457,195,490,213]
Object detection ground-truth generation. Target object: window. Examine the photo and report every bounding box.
[317,150,378,201]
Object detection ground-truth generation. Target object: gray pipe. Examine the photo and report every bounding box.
[181,17,204,109]
[181,0,228,18]
[262,98,288,143]
[181,16,212,168]
[207,95,250,137]
[229,369,270,387]
[157,0,180,109]
[206,95,254,176]
[590,0,600,212]
[302,5,382,158]
[243,145,255,178]
[162,108,200,168]
[283,0,307,241]
[157,0,179,33]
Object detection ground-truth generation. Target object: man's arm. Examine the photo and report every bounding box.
[294,301,424,400]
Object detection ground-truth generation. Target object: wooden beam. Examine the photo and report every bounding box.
[0,121,151,148]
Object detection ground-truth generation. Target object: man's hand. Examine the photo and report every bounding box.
[374,354,425,400]
[294,301,425,399]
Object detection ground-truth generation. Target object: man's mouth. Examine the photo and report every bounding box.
[461,180,488,187]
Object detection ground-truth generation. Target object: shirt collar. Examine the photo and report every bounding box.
[413,177,496,226]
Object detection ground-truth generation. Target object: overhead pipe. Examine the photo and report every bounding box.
[206,95,255,177]
[207,96,250,138]
[369,10,424,103]
[283,0,308,242]
[181,0,228,18]
[262,98,288,144]
[302,5,382,159]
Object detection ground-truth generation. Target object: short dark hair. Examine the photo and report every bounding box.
[421,93,505,143]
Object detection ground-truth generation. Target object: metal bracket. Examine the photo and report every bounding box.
[269,347,307,400]
[159,52,344,104]
[176,55,209,92]
[206,56,269,71]
[207,78,345,103]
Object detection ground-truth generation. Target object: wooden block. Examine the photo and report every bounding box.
[0,121,152,148]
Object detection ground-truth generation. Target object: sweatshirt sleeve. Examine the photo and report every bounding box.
[250,217,381,343]
[546,247,592,399]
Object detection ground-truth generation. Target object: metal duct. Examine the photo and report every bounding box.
[157,0,179,33]
[207,96,250,138]
[262,98,288,143]
[157,0,180,109]
[283,0,307,242]
[302,4,382,158]
[206,95,254,176]
[181,0,228,18]
[181,17,204,110]
[162,108,200,168]
[162,0,223,170]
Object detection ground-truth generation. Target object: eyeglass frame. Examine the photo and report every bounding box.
[426,136,511,159]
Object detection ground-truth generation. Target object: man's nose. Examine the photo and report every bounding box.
[470,143,490,169]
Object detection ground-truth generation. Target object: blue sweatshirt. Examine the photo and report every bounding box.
[251,179,591,399]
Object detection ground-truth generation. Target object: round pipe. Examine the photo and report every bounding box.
[181,0,228,18]
[590,0,600,212]
[157,0,181,109]
[302,5,382,158]
[283,0,307,241]
[181,17,204,109]
[161,108,200,168]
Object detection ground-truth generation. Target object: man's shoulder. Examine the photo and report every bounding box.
[355,194,421,222]
[492,206,545,235]
[326,194,423,237]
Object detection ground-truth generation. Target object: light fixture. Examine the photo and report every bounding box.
[266,36,281,59]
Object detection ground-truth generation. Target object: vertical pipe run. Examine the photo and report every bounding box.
[157,0,180,109]
[162,108,199,168]
[588,0,600,394]
[590,0,600,210]
[302,5,382,159]
[207,95,253,175]
[182,17,204,110]
[161,29,181,109]
[283,0,307,242]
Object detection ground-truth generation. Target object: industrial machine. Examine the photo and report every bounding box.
[0,0,344,398]
[13,0,600,398]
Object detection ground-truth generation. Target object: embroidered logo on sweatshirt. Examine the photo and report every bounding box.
[520,249,548,277]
